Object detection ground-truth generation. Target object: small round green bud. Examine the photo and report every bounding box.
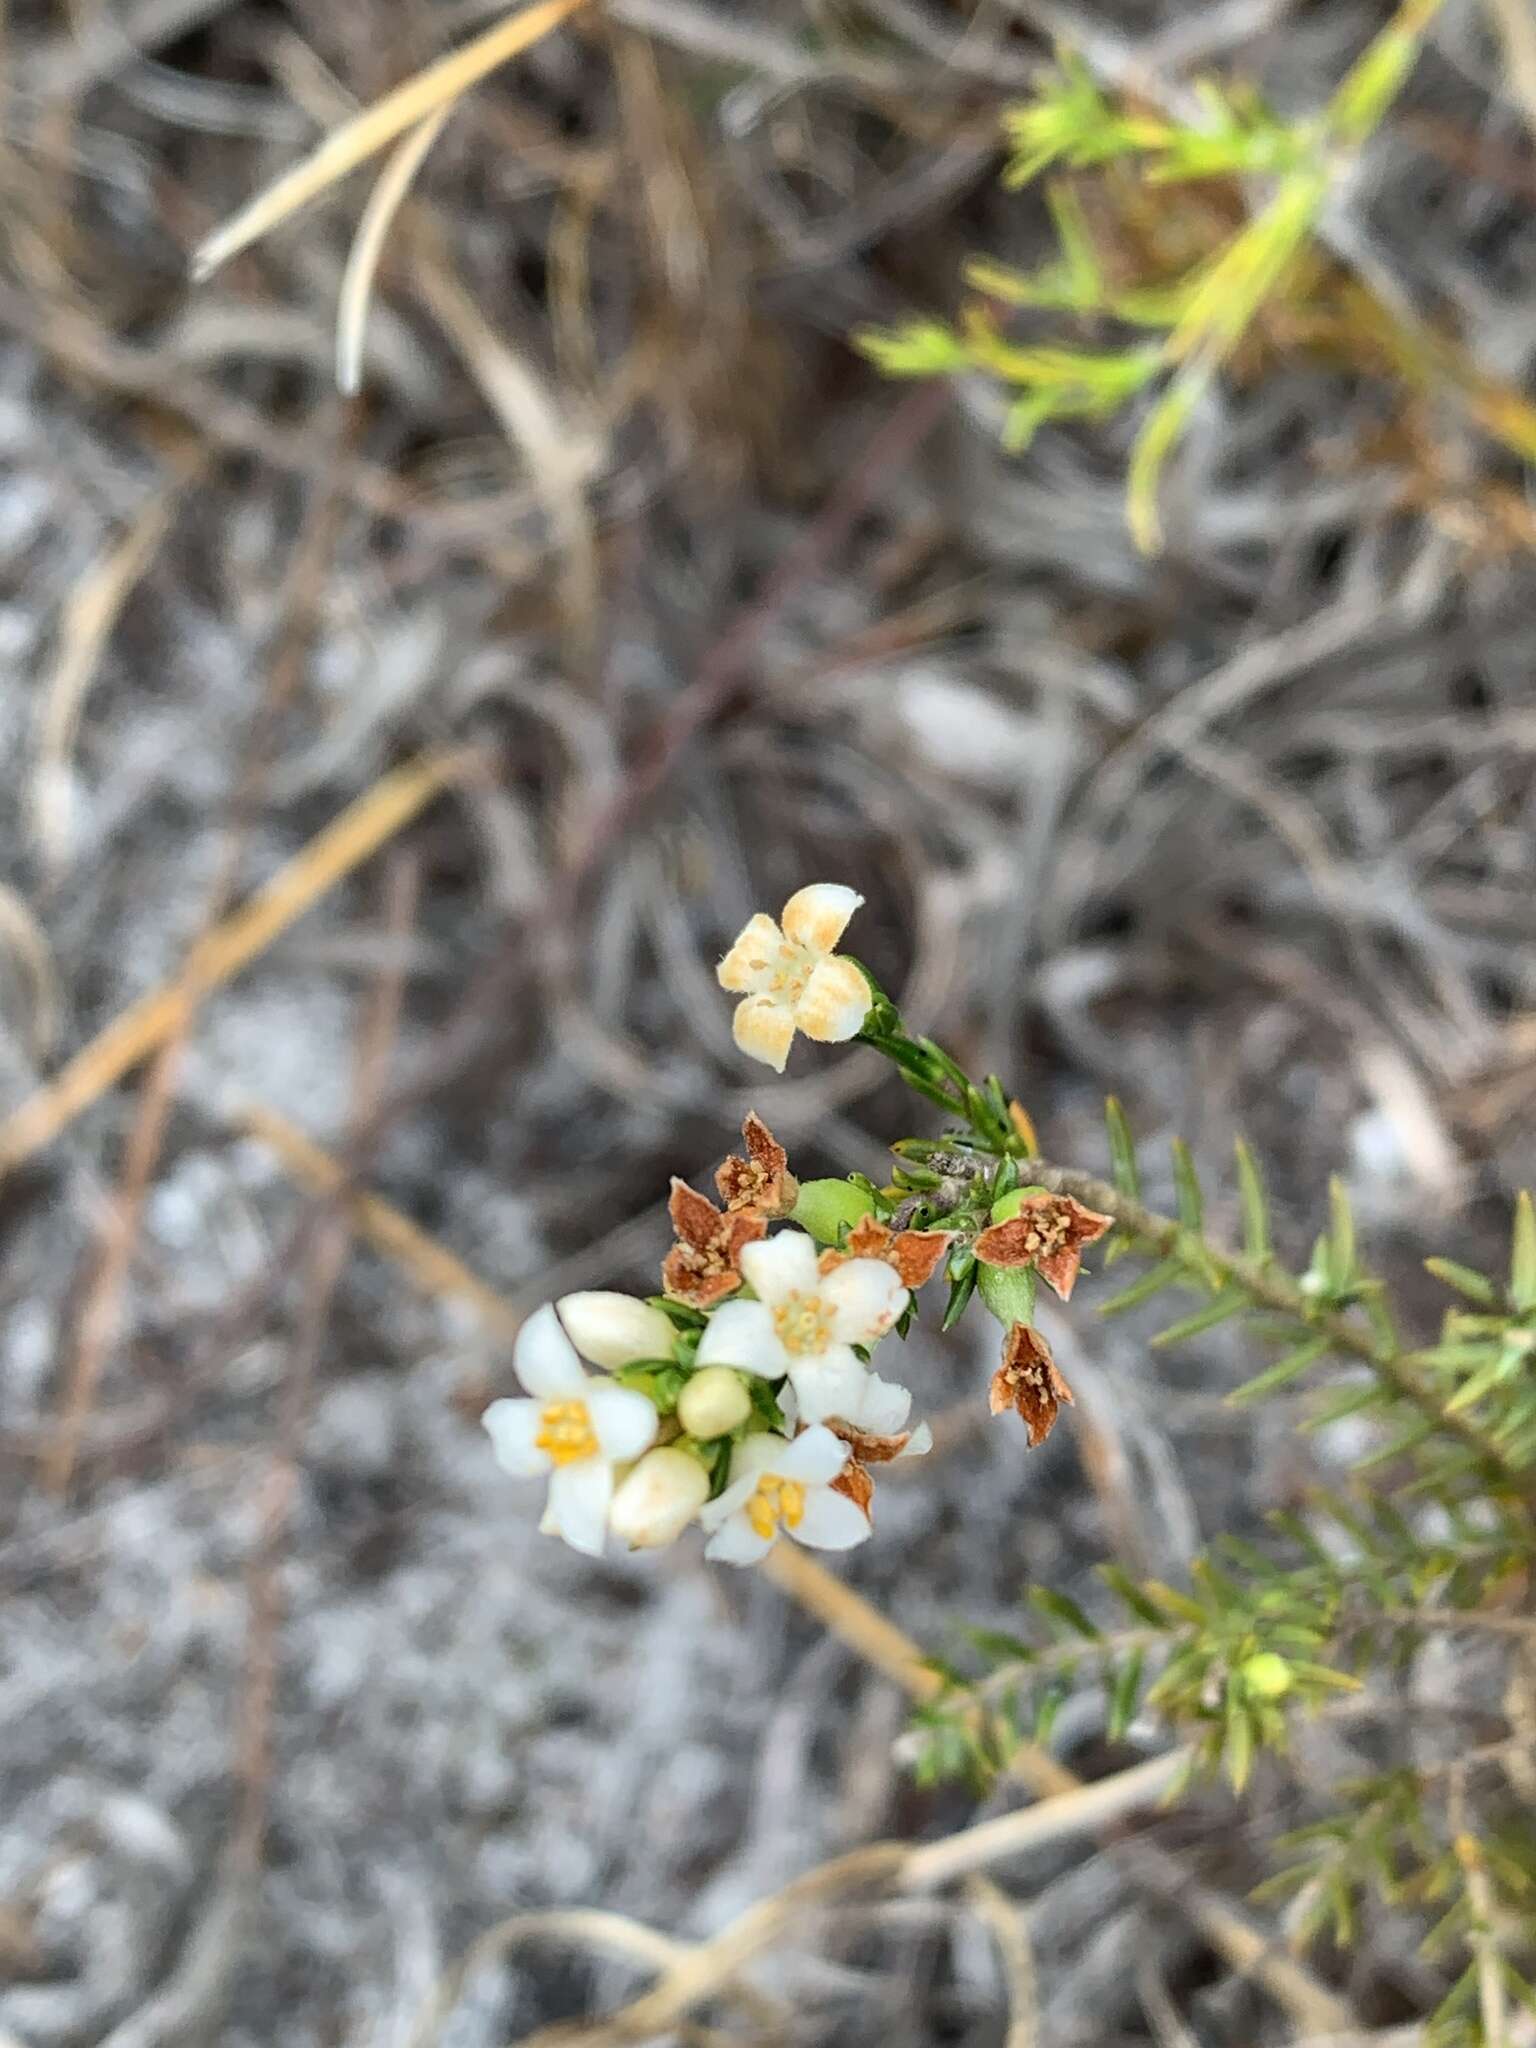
[976,1260,1037,1327]
[676,1366,753,1440]
[1239,1652,1294,1700]
[791,1178,878,1246]
[989,1183,1050,1225]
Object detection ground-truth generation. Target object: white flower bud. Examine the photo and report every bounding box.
[677,1366,753,1440]
[557,1292,676,1370]
[608,1448,711,1548]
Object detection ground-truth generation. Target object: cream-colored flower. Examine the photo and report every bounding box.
[717,884,871,1072]
[483,1305,659,1556]
[699,1426,871,1565]
[694,1228,908,1424]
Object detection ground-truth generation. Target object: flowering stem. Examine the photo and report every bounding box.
[857,989,1521,1484]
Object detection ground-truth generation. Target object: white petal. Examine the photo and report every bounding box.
[846,1371,913,1434]
[900,1422,933,1458]
[717,912,786,993]
[558,1292,676,1370]
[793,1487,871,1551]
[781,883,863,956]
[704,1513,776,1566]
[695,1298,789,1377]
[786,1347,870,1425]
[586,1385,659,1463]
[776,1423,849,1485]
[513,1303,588,1399]
[699,1470,763,1532]
[727,1432,793,1485]
[793,956,870,1044]
[547,1459,613,1558]
[820,1257,908,1344]
[732,994,796,1072]
[739,1230,821,1306]
[482,1397,552,1478]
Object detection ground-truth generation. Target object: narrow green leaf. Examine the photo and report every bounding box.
[1171,1139,1204,1232]
[1224,1704,1254,1792]
[1104,1096,1141,1197]
[1327,1176,1357,1290]
[1030,1587,1100,1639]
[1098,1563,1171,1627]
[1227,1334,1330,1405]
[1151,1290,1248,1349]
[1107,1647,1146,1741]
[1510,1190,1536,1313]
[1097,1255,1186,1317]
[1423,1256,1498,1307]
[1234,1138,1270,1262]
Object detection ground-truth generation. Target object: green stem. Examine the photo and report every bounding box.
[1021,1157,1519,1484]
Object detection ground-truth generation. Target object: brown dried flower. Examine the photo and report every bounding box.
[661,1178,765,1309]
[715,1111,799,1219]
[974,1192,1113,1302]
[820,1214,954,1290]
[989,1324,1075,1448]
[830,1458,874,1518]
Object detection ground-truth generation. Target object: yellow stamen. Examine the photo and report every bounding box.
[771,1291,836,1356]
[745,1474,806,1540]
[535,1397,597,1466]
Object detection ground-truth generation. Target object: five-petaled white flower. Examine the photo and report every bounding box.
[695,1229,907,1424]
[700,1425,870,1564]
[483,1303,660,1557]
[717,883,871,1072]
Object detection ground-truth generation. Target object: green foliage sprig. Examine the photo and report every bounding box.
[857,0,1455,550]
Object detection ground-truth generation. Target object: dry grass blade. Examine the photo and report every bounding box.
[964,1876,1038,2048]
[237,1100,521,1336]
[32,476,187,875]
[415,240,600,677]
[335,106,450,395]
[0,880,62,1057]
[191,0,590,277]
[1485,0,1536,144]
[0,750,465,1179]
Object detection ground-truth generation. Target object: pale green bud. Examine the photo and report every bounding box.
[1239,1652,1294,1700]
[676,1366,753,1440]
[976,1260,1037,1327]
[791,1178,878,1246]
[608,1448,711,1549]
[989,1183,1050,1224]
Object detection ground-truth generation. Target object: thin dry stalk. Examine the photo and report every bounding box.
[0,749,465,1179]
[32,470,190,876]
[335,105,450,395]
[192,0,591,277]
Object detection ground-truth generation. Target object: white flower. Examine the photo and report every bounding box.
[700,1426,870,1564]
[608,1447,711,1549]
[694,1229,907,1425]
[717,883,871,1073]
[556,1291,677,1370]
[483,1304,659,1556]
[834,1368,930,1444]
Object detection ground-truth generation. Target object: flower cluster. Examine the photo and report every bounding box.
[484,885,1115,1566]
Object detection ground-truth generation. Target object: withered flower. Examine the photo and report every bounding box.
[716,1111,799,1219]
[826,1415,932,1520]
[821,1214,954,1290]
[661,1178,765,1309]
[989,1323,1075,1448]
[974,1191,1112,1302]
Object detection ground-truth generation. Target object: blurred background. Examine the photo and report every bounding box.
[2,1,1535,2042]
